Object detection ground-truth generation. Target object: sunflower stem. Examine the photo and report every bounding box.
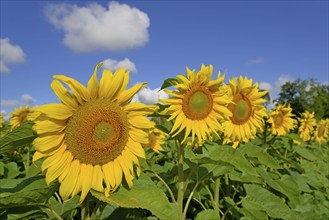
[213,178,220,218]
[183,181,200,218]
[176,140,185,220]
[262,122,268,145]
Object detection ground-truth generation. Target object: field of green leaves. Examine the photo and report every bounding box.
[0,117,328,219]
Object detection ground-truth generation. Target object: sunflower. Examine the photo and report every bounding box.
[161,64,232,145]
[9,106,37,130]
[0,113,3,128]
[298,111,316,141]
[222,76,268,148]
[143,123,165,153]
[268,104,295,136]
[313,119,329,143]
[32,63,155,202]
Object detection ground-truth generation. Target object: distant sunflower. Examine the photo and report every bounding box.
[161,64,232,145]
[298,111,316,141]
[313,119,329,143]
[32,63,155,202]
[9,106,37,130]
[143,123,165,153]
[222,76,268,148]
[0,113,3,128]
[268,104,295,136]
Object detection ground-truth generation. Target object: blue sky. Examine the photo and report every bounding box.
[1,0,328,119]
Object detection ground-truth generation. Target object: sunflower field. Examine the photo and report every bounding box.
[0,63,328,220]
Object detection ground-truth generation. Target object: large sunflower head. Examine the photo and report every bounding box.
[9,106,38,130]
[222,76,268,148]
[298,111,316,141]
[268,104,296,136]
[161,64,232,145]
[313,119,329,143]
[32,63,155,202]
[143,122,165,153]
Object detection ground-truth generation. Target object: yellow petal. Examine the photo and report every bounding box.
[33,133,64,152]
[45,151,72,185]
[36,104,72,120]
[41,147,66,173]
[129,128,148,144]
[106,68,127,100]
[128,116,153,129]
[32,151,44,163]
[92,165,104,192]
[103,162,116,189]
[33,119,65,135]
[126,139,145,158]
[53,75,91,104]
[87,62,102,99]
[98,69,113,98]
[117,82,147,104]
[113,159,123,187]
[79,164,93,203]
[51,80,78,110]
[117,71,130,94]
[59,160,80,201]
[124,102,156,113]
[117,155,133,188]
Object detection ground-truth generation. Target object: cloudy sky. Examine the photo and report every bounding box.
[1,1,328,119]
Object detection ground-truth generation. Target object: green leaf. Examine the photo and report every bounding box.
[0,175,48,198]
[3,162,21,179]
[242,184,294,219]
[1,207,47,220]
[0,183,57,208]
[47,195,79,218]
[195,209,219,220]
[293,145,318,161]
[229,170,263,184]
[256,168,300,205]
[0,121,36,153]
[160,77,182,90]
[204,143,259,177]
[239,143,281,169]
[91,173,179,220]
[239,208,268,220]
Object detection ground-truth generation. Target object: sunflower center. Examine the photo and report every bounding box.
[65,99,129,165]
[93,122,114,142]
[182,86,213,120]
[229,94,252,125]
[19,112,29,123]
[273,114,284,127]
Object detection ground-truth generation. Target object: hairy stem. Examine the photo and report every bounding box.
[176,140,185,220]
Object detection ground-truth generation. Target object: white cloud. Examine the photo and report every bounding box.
[247,58,264,65]
[0,94,36,107]
[1,110,11,121]
[259,82,273,93]
[259,74,293,109]
[45,1,150,53]
[132,87,169,105]
[103,58,137,73]
[321,81,329,86]
[0,38,26,73]
[0,100,20,107]
[21,94,36,104]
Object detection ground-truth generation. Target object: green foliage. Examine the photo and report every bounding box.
[274,78,329,119]
[0,111,328,219]
[0,121,36,154]
[91,173,179,219]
